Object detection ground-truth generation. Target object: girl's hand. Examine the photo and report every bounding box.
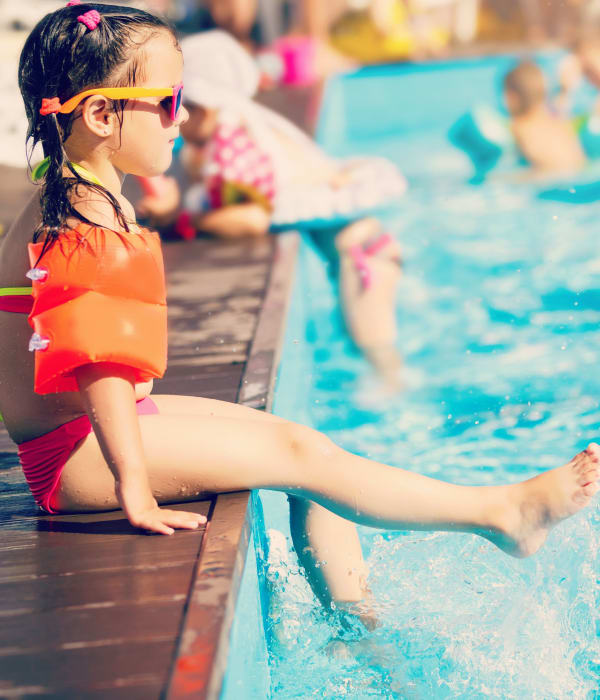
[136,175,180,225]
[116,480,207,535]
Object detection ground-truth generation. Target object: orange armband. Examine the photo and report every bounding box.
[27,224,167,395]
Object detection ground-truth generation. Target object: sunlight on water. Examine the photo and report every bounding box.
[261,131,600,698]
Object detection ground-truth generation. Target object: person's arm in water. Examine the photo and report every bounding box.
[74,363,205,534]
[194,203,271,238]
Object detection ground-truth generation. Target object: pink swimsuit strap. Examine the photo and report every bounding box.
[363,232,393,257]
[348,232,395,291]
[0,294,34,314]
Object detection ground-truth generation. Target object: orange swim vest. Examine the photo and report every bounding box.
[27,224,167,395]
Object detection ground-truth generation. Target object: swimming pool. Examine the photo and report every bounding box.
[222,55,600,699]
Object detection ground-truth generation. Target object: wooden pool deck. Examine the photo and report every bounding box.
[0,164,298,698]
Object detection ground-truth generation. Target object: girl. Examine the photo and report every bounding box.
[1,2,598,620]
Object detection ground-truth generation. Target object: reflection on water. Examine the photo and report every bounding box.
[266,134,600,698]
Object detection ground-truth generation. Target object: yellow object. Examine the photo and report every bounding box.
[32,157,104,187]
[330,1,449,63]
[0,286,31,296]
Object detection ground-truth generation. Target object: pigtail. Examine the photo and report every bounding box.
[34,113,67,249]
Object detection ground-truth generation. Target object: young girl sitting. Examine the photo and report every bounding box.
[1,2,598,623]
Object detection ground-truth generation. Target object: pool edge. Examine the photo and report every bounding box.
[166,232,299,700]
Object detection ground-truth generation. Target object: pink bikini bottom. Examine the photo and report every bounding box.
[18,396,159,514]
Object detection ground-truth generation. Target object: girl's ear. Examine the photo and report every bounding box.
[80,95,115,138]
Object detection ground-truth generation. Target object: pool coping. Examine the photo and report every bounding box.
[166,232,299,700]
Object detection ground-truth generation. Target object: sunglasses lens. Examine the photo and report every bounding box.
[174,85,183,119]
[173,86,182,120]
[160,87,183,120]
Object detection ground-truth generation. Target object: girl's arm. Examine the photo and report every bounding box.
[74,363,205,535]
[194,203,271,238]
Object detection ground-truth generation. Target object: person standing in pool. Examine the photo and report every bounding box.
[503,60,585,175]
[1,2,599,623]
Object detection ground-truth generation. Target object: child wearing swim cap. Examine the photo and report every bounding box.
[1,2,599,629]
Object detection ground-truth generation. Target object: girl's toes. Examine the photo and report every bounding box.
[586,443,600,460]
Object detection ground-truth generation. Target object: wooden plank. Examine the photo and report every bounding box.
[239,233,298,411]
[0,529,203,580]
[159,363,245,403]
[0,554,197,613]
[0,640,175,698]
[1,600,184,655]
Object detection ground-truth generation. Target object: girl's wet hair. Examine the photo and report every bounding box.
[19,3,175,246]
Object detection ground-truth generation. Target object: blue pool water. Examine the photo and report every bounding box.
[222,56,600,699]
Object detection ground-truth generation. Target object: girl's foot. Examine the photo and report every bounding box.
[490,443,600,557]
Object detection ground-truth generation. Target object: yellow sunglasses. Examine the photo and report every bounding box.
[53,83,184,120]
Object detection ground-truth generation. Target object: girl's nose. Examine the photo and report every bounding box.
[176,104,189,127]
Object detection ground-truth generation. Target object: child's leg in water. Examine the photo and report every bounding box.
[288,496,375,624]
[55,394,600,563]
[335,218,403,385]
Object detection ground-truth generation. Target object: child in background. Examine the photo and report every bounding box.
[138,30,406,384]
[504,60,586,174]
[2,2,599,628]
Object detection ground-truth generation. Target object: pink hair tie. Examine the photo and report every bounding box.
[66,0,82,5]
[78,9,101,30]
[40,97,62,116]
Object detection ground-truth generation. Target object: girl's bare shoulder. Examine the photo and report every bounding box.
[70,184,138,233]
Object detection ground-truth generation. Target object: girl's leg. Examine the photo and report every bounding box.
[55,395,370,610]
[149,397,372,608]
[55,395,600,560]
[335,218,403,384]
[288,496,369,605]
